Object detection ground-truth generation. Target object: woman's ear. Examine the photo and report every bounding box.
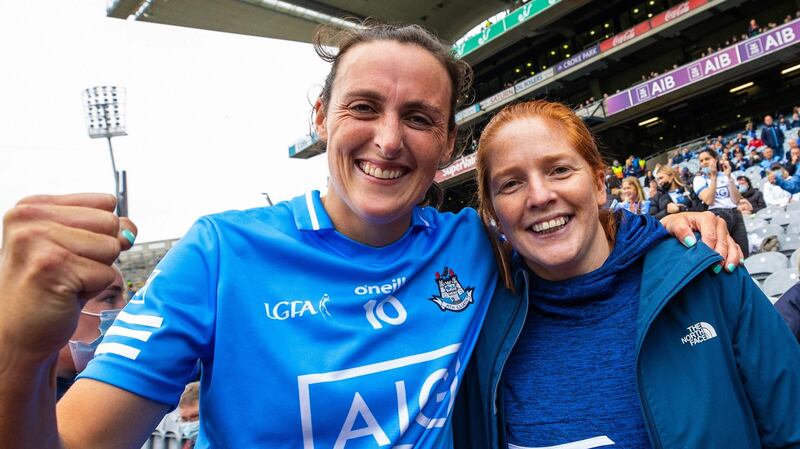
[314,98,327,141]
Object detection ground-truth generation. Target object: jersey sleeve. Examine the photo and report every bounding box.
[692,176,707,196]
[78,217,220,406]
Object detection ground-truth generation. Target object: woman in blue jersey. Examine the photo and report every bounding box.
[695,148,750,257]
[0,22,740,449]
[453,100,800,449]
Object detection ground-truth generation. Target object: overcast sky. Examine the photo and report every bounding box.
[0,0,332,243]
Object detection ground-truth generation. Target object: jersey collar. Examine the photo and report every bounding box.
[291,191,435,232]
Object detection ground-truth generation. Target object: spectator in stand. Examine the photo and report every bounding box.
[748,147,763,165]
[56,265,127,400]
[696,149,750,257]
[747,19,760,37]
[790,111,800,129]
[734,133,748,149]
[605,167,621,191]
[744,120,756,139]
[732,149,750,171]
[759,146,782,174]
[785,143,800,175]
[613,176,650,215]
[769,162,800,194]
[651,166,692,219]
[611,159,624,180]
[624,156,638,177]
[179,382,200,449]
[763,163,793,207]
[779,115,790,132]
[736,176,766,215]
[761,114,786,159]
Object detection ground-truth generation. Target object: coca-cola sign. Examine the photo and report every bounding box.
[650,0,707,28]
[600,22,651,51]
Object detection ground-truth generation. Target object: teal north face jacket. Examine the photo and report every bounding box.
[452,238,800,448]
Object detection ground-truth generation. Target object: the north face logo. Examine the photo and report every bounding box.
[681,322,717,346]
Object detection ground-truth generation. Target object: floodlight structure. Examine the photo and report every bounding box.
[83,86,128,216]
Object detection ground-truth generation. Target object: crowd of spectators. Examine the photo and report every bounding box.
[605,109,800,257]
[636,11,800,85]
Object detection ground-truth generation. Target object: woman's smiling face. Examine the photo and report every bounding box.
[315,40,455,245]
[486,117,610,281]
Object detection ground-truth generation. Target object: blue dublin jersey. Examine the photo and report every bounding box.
[80,191,497,449]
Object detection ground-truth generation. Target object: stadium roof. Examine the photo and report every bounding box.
[106,0,512,44]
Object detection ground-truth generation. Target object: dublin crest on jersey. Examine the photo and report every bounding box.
[429,266,474,312]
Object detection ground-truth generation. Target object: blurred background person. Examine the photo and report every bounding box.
[650,166,692,219]
[56,265,127,400]
[763,163,794,207]
[179,382,200,449]
[736,176,766,215]
[613,176,650,215]
[695,148,749,257]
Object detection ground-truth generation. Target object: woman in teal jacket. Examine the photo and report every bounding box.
[453,100,800,448]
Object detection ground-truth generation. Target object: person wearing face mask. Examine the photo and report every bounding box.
[55,265,127,400]
[178,382,200,449]
[735,176,766,214]
[695,149,750,258]
[649,166,693,219]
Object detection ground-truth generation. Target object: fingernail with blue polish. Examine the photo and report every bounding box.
[121,229,136,246]
[712,264,722,274]
[727,263,736,272]
[683,235,697,247]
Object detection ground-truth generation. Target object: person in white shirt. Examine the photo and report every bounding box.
[694,149,749,257]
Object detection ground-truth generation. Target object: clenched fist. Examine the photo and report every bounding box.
[0,193,137,363]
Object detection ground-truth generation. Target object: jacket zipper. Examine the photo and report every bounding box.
[635,253,719,449]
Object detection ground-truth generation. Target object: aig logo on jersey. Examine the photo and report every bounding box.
[429,266,474,312]
[264,294,332,321]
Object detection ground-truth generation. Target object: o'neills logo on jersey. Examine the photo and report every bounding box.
[264,294,332,321]
[354,277,407,296]
[429,266,474,312]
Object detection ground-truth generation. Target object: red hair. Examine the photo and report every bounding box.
[476,100,617,290]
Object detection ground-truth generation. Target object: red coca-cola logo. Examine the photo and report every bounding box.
[665,2,690,21]
[612,28,636,46]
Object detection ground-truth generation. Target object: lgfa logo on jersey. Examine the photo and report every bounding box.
[429,266,474,312]
[264,294,332,321]
[681,321,717,346]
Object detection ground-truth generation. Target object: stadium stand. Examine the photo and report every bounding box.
[117,238,179,289]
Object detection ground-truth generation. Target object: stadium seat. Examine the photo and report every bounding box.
[771,211,800,228]
[744,252,789,281]
[756,207,785,223]
[731,170,745,179]
[787,221,800,236]
[744,217,768,232]
[762,268,800,303]
[780,235,800,256]
[745,166,762,179]
[751,178,763,189]
[787,202,800,213]
[749,224,784,240]
[790,248,800,270]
